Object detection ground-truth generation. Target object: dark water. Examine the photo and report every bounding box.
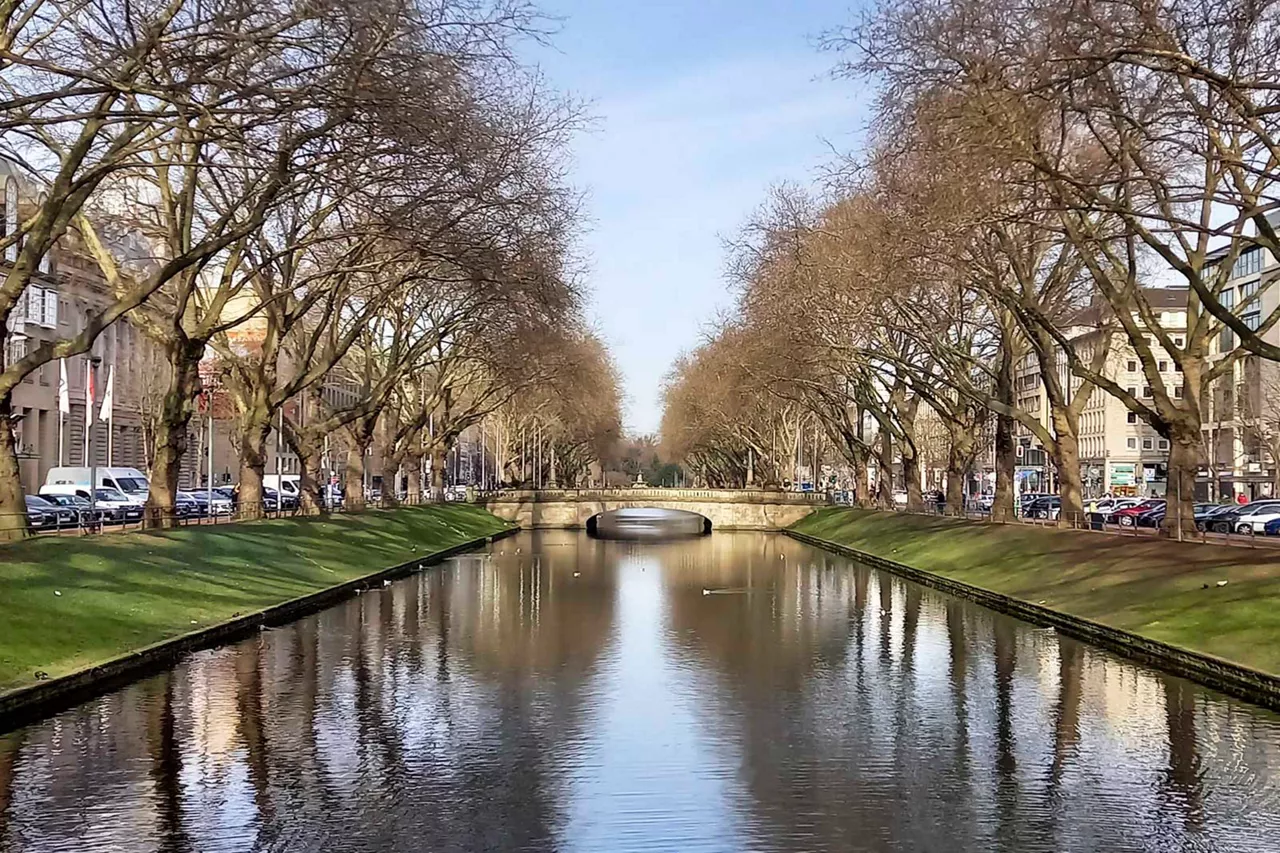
[3,531,1280,853]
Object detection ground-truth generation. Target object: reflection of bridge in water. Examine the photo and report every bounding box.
[480,488,828,531]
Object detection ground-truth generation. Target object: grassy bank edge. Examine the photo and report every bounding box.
[0,505,516,727]
[787,508,1280,710]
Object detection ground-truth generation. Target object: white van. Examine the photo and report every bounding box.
[263,474,300,499]
[43,467,150,505]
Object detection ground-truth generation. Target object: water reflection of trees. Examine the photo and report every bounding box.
[0,531,617,853]
[661,536,1280,852]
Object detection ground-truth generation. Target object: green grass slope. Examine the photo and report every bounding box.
[793,508,1280,675]
[0,504,510,692]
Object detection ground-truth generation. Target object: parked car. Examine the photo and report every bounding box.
[186,488,233,516]
[172,491,200,518]
[1132,501,1168,528]
[1196,503,1237,532]
[1099,498,1143,525]
[24,495,58,532]
[39,484,143,523]
[892,491,908,507]
[1023,496,1061,519]
[27,494,79,529]
[1112,499,1164,527]
[260,487,282,512]
[1223,500,1280,534]
[42,493,106,528]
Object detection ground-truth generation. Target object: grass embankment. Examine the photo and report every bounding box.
[793,508,1280,676]
[0,504,510,693]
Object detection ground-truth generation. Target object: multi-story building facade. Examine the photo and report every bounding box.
[1201,243,1278,500]
[1012,287,1187,498]
[1,159,158,493]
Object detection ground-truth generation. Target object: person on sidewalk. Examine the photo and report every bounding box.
[1237,491,1249,506]
[1088,498,1103,530]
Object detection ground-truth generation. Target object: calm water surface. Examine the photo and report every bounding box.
[3,530,1280,852]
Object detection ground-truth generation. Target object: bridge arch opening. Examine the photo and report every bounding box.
[587,507,711,539]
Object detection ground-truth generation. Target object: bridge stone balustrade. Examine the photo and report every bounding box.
[479,488,828,531]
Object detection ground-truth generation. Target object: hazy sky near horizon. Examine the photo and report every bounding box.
[530,1,869,435]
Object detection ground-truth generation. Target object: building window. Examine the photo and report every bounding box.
[1143,438,1154,451]
[1174,336,1184,347]
[1158,360,1167,372]
[1244,311,1261,332]
[1142,386,1153,398]
[1222,328,1236,352]
[1174,386,1183,399]
[1127,386,1137,397]
[1127,438,1137,450]
[1232,248,1263,279]
[1127,360,1137,372]
[1127,412,1138,424]
[1158,439,1170,451]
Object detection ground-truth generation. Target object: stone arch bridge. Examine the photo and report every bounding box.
[480,488,828,531]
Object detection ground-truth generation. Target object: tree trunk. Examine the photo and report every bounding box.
[380,445,402,507]
[945,439,968,517]
[0,399,28,542]
[853,454,870,507]
[298,447,323,516]
[1162,424,1201,536]
[406,453,423,504]
[236,410,271,521]
[145,346,202,529]
[993,345,1016,522]
[344,441,367,512]
[430,443,447,502]
[876,431,894,507]
[1050,409,1085,526]
[904,448,924,511]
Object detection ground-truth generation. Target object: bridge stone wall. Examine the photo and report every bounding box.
[479,488,826,531]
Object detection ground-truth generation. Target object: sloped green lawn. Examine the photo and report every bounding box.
[0,504,511,692]
[793,508,1280,675]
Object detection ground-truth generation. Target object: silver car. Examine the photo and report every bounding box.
[1232,501,1280,534]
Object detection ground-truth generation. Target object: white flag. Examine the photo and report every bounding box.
[57,358,69,415]
[98,364,114,423]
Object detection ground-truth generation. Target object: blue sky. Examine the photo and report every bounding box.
[529,1,870,435]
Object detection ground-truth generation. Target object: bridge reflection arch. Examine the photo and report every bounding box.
[586,507,712,539]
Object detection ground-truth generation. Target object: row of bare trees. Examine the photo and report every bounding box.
[0,0,620,537]
[663,0,1280,534]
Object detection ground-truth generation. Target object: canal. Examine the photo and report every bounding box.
[3,530,1280,852]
